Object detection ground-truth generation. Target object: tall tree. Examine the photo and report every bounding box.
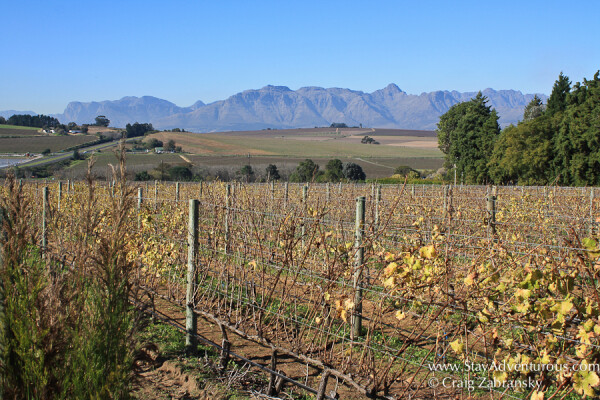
[546,72,571,116]
[343,162,366,181]
[291,159,321,182]
[437,92,501,184]
[488,115,557,185]
[553,71,600,185]
[325,159,343,181]
[94,115,110,127]
[265,164,280,180]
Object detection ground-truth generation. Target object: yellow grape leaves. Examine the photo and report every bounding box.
[384,262,398,276]
[449,339,464,354]
[573,363,600,397]
[530,390,544,400]
[419,245,436,259]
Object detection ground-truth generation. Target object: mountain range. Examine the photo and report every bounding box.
[3,85,547,131]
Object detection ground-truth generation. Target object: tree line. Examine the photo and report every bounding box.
[134,158,366,183]
[437,71,600,186]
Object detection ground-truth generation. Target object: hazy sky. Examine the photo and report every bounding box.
[2,0,599,114]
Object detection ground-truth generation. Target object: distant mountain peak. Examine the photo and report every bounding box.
[8,85,547,131]
[382,83,403,93]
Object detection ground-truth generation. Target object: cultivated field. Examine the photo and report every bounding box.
[147,128,442,158]
[13,178,600,399]
[0,124,42,137]
[0,134,98,153]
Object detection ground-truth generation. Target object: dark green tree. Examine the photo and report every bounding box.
[488,115,557,185]
[239,165,255,182]
[134,171,152,181]
[94,115,110,127]
[145,138,163,149]
[265,164,280,180]
[168,166,192,181]
[546,72,571,116]
[343,162,366,181]
[164,139,176,152]
[0,116,6,124]
[291,159,321,182]
[7,114,60,128]
[325,159,344,181]
[125,122,154,138]
[553,71,600,185]
[437,92,500,184]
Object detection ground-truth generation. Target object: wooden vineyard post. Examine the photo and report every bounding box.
[219,324,231,371]
[443,185,448,219]
[271,180,275,201]
[186,199,199,353]
[352,196,366,340]
[175,182,180,202]
[267,349,278,396]
[411,184,415,197]
[154,180,158,206]
[284,182,289,205]
[137,187,143,210]
[326,183,330,202]
[374,185,381,231]
[302,185,308,248]
[199,181,203,198]
[486,185,497,237]
[137,187,143,228]
[58,181,62,211]
[42,187,48,256]
[225,184,231,254]
[316,370,331,400]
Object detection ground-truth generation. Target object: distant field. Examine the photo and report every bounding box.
[0,125,42,136]
[64,153,188,176]
[0,135,97,153]
[62,153,442,180]
[0,124,40,131]
[147,128,442,158]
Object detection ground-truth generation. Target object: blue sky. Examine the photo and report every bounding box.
[1,0,599,114]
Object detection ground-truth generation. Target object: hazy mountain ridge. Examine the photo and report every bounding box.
[2,86,547,131]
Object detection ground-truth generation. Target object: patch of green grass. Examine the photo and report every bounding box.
[138,318,216,357]
[0,124,40,131]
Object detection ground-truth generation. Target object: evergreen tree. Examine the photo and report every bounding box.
[325,159,344,181]
[265,164,280,180]
[546,72,571,116]
[291,159,321,182]
[553,71,600,185]
[437,92,501,184]
[343,162,366,181]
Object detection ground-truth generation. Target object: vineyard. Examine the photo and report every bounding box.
[4,172,600,399]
